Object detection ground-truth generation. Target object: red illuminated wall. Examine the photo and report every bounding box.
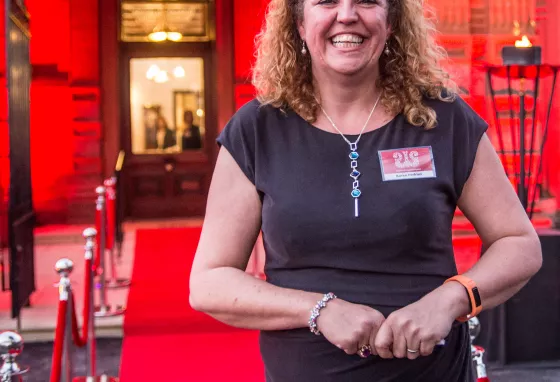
[233,0,268,109]
[536,0,560,206]
[27,0,102,224]
[0,4,8,245]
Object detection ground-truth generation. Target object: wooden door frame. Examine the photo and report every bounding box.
[100,0,235,201]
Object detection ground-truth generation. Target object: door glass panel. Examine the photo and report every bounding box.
[130,57,205,154]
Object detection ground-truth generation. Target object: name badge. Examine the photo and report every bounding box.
[378,146,436,181]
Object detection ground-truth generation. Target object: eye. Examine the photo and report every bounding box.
[358,0,379,4]
[317,0,336,4]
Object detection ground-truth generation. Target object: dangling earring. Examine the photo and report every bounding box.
[302,41,307,55]
[384,42,390,55]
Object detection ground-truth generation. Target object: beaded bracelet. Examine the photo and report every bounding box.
[308,292,337,335]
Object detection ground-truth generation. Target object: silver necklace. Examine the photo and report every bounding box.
[318,93,382,217]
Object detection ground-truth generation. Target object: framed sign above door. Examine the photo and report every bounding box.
[120,1,214,42]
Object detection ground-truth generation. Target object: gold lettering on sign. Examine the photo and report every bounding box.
[120,1,212,42]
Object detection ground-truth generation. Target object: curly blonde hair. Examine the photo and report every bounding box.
[252,0,457,129]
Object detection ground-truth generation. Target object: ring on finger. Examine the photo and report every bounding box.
[406,348,419,354]
[357,344,373,358]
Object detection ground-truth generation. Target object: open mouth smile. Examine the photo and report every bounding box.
[330,33,365,48]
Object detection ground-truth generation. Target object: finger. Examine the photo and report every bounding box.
[338,344,350,355]
[356,333,374,358]
[368,324,381,356]
[374,322,394,359]
[405,333,421,360]
[420,340,436,357]
[341,340,359,356]
[392,325,407,359]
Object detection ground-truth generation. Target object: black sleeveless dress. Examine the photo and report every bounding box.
[217,96,487,382]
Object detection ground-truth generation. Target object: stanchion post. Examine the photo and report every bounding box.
[469,317,489,381]
[94,186,125,318]
[83,228,97,378]
[0,331,28,381]
[103,178,130,289]
[55,259,75,382]
[95,186,110,315]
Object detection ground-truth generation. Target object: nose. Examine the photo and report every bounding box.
[337,2,359,24]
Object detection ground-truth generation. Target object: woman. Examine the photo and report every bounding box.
[155,115,175,150]
[189,0,542,380]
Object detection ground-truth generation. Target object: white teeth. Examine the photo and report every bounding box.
[331,34,364,44]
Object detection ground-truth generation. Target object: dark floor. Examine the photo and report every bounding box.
[18,338,122,381]
[14,339,560,381]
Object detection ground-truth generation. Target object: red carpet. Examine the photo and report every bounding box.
[119,227,264,382]
[119,227,482,381]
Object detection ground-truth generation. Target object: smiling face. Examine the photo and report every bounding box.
[298,0,390,77]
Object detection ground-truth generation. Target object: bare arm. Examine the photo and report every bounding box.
[430,134,543,318]
[189,147,322,330]
[374,134,543,359]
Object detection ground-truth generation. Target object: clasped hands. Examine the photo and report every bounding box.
[315,293,456,360]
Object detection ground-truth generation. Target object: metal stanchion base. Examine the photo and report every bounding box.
[1,366,29,378]
[106,278,131,289]
[94,305,126,318]
[73,375,119,382]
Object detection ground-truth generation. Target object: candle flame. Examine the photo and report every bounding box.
[515,35,533,48]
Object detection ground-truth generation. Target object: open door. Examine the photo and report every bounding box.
[6,1,35,319]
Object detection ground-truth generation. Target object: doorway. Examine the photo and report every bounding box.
[121,46,216,219]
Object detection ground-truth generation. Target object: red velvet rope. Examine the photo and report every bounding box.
[105,183,116,251]
[477,378,490,382]
[71,293,86,348]
[51,257,95,382]
[70,257,93,348]
[50,299,67,382]
[82,257,92,345]
[94,205,102,273]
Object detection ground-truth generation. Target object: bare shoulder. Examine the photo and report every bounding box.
[458,135,536,245]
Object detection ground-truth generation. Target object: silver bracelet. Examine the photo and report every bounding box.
[308,292,337,335]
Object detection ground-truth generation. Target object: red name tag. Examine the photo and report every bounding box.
[378,146,436,181]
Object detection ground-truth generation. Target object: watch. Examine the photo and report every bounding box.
[444,275,482,322]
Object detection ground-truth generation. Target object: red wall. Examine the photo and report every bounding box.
[0,3,8,245]
[233,0,268,109]
[27,0,102,224]
[537,0,560,203]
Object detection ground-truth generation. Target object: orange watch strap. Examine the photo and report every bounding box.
[444,275,483,322]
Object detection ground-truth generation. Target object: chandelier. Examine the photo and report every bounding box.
[148,4,182,42]
[146,64,185,83]
[148,28,182,42]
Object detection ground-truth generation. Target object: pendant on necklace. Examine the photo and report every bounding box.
[349,142,361,217]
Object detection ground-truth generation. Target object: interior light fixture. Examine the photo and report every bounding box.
[148,4,183,42]
[173,66,185,78]
[154,70,169,83]
[148,29,183,42]
[146,64,160,80]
